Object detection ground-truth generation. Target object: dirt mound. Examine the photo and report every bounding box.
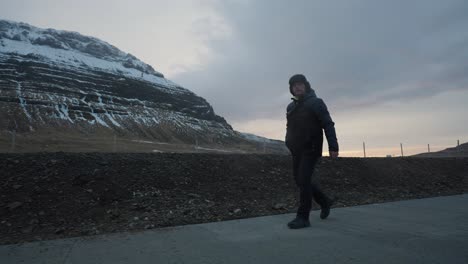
[1,153,467,245]
[414,142,468,157]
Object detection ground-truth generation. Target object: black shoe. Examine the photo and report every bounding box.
[287,217,310,229]
[320,199,334,219]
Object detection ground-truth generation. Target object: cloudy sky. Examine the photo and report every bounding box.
[1,0,467,156]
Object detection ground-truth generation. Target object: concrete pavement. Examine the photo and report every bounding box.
[1,194,468,264]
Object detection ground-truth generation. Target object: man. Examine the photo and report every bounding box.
[285,74,339,229]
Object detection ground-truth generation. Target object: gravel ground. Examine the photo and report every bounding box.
[1,153,467,245]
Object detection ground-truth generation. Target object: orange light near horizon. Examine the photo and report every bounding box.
[333,145,453,157]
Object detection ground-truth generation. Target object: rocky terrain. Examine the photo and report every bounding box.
[1,153,467,245]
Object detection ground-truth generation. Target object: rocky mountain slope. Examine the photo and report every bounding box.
[0,20,287,153]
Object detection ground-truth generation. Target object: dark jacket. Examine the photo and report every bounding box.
[285,90,339,156]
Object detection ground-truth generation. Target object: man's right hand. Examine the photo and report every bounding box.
[329,151,339,158]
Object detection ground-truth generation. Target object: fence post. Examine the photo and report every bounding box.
[363,142,366,158]
[428,144,430,153]
[113,135,116,152]
[400,143,404,157]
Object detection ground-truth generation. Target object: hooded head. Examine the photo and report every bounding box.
[289,74,312,95]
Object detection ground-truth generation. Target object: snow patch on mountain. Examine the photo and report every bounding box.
[0,20,186,94]
[241,132,279,143]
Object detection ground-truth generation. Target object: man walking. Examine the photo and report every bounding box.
[285,74,339,229]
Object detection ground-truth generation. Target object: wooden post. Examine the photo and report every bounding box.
[428,144,430,153]
[400,143,404,157]
[113,135,117,152]
[363,142,366,158]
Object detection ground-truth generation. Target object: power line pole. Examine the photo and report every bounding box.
[363,142,366,158]
[113,135,117,152]
[400,143,404,157]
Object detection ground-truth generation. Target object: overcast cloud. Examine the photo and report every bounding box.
[174,0,468,120]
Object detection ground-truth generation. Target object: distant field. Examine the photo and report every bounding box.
[0,131,272,154]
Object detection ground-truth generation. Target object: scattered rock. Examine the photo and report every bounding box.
[188,193,201,198]
[97,161,109,166]
[183,209,191,215]
[7,201,23,210]
[54,228,65,234]
[233,209,242,214]
[273,203,287,210]
[21,226,34,234]
[131,203,147,211]
[29,219,39,225]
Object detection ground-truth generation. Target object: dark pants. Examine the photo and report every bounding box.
[292,155,330,220]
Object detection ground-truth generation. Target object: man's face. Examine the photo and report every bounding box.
[291,82,306,96]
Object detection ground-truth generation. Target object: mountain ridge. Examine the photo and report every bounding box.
[0,19,287,154]
[0,19,163,78]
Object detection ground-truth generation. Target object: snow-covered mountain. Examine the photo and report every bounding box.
[0,19,287,153]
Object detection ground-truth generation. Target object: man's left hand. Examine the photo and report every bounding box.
[329,151,339,158]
